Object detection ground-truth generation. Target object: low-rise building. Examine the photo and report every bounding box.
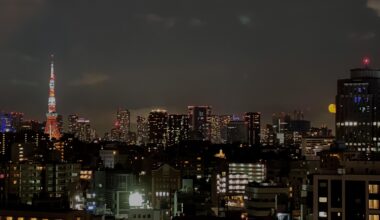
[152,164,181,209]
[244,182,289,219]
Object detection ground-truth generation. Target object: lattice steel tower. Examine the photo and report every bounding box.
[44,55,61,140]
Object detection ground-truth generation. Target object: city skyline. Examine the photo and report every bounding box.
[2,2,380,219]
[1,1,380,133]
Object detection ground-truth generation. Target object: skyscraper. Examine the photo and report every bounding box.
[220,115,233,143]
[336,58,380,152]
[167,114,189,146]
[68,114,79,134]
[188,106,212,141]
[117,108,130,142]
[136,116,149,145]
[0,113,14,133]
[110,108,130,142]
[76,118,93,142]
[44,55,61,140]
[227,120,248,144]
[57,114,63,134]
[210,115,223,144]
[10,112,24,132]
[272,112,291,134]
[244,112,261,146]
[148,109,168,147]
[67,115,95,142]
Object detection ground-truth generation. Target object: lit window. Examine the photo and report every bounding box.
[318,211,327,218]
[17,218,24,220]
[6,217,13,220]
[369,199,380,209]
[370,215,380,220]
[369,184,379,194]
[319,197,327,203]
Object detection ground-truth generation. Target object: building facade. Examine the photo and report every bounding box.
[152,164,181,209]
[167,114,189,146]
[336,63,380,152]
[137,116,149,146]
[188,106,212,141]
[313,174,380,220]
[148,110,168,147]
[244,112,261,146]
[244,182,289,219]
[226,120,247,144]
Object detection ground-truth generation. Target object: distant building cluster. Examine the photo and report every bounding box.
[3,58,380,220]
[68,114,96,142]
[104,106,266,149]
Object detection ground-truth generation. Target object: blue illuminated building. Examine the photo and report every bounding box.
[336,60,380,152]
[0,113,14,133]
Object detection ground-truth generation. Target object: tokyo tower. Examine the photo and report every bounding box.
[44,55,61,140]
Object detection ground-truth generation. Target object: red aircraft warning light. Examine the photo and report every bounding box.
[363,57,370,67]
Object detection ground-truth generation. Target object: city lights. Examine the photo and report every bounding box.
[0,2,379,219]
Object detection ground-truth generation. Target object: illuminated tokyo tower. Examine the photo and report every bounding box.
[44,55,61,140]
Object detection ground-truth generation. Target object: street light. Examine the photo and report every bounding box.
[129,192,143,207]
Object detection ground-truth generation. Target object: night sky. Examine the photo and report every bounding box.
[1,0,380,134]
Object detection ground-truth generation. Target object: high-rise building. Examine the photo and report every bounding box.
[20,120,44,133]
[244,112,261,146]
[188,106,212,141]
[77,118,92,142]
[0,113,13,133]
[272,112,291,134]
[220,115,233,144]
[44,55,61,140]
[272,112,292,145]
[210,115,223,144]
[0,112,24,133]
[261,124,276,146]
[336,59,380,152]
[10,112,24,132]
[110,127,121,142]
[227,120,248,144]
[148,109,168,146]
[167,114,189,146]
[67,115,95,142]
[57,114,63,134]
[113,108,130,142]
[136,116,149,145]
[68,114,79,134]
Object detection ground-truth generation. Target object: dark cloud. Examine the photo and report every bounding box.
[367,0,380,16]
[69,73,109,86]
[0,0,380,134]
[189,18,205,27]
[10,79,39,87]
[142,13,177,28]
[348,32,376,40]
[237,15,252,26]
